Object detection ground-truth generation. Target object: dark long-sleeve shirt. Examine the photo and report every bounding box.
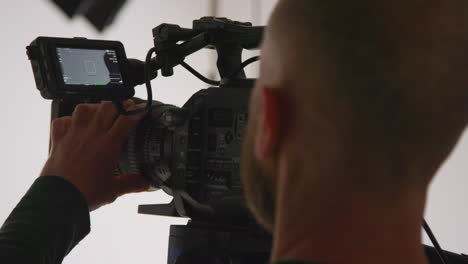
[0,176,90,264]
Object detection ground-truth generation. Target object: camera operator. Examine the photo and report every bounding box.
[1,1,468,264]
[241,1,467,264]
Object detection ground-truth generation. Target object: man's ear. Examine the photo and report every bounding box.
[255,87,286,162]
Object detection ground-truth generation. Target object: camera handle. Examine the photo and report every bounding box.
[215,43,245,79]
[150,17,264,81]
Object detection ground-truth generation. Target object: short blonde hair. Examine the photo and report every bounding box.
[260,0,468,186]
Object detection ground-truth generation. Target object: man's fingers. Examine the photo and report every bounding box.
[72,104,99,127]
[108,103,147,143]
[50,116,72,144]
[95,101,119,130]
[122,99,135,109]
[116,174,150,196]
[95,100,136,131]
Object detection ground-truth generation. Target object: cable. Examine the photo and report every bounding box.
[116,47,155,116]
[241,55,260,70]
[180,61,221,86]
[180,56,261,86]
[423,218,450,264]
[143,47,155,109]
[228,56,260,79]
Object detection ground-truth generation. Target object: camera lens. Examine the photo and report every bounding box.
[117,101,184,190]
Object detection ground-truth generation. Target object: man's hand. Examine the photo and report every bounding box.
[40,100,150,211]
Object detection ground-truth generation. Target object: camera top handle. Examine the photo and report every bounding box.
[128,17,264,87]
[115,17,264,116]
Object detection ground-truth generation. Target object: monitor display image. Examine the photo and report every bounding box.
[56,47,124,86]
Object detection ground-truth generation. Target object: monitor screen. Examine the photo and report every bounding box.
[56,47,124,87]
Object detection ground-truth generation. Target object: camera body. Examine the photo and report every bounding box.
[27,36,255,223]
[117,80,253,222]
[26,17,264,223]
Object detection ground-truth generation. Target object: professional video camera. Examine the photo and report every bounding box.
[27,17,269,264]
[26,16,468,264]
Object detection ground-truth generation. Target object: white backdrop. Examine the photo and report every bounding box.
[0,1,466,263]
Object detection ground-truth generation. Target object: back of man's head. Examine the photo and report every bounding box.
[259,0,468,188]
